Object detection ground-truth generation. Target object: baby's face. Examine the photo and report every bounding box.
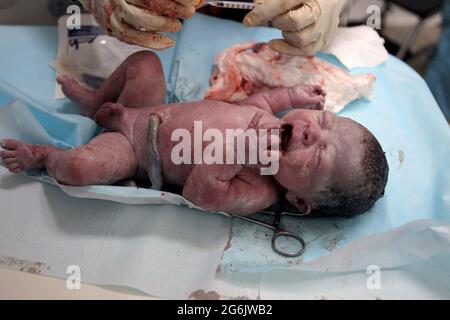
[274,110,365,213]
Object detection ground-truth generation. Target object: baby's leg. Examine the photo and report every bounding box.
[58,51,166,118]
[0,133,137,186]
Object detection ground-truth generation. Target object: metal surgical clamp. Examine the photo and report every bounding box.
[231,203,307,258]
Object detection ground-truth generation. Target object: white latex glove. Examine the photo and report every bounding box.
[79,0,203,49]
[244,0,347,56]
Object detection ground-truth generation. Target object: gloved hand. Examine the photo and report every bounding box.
[244,0,347,56]
[78,0,203,49]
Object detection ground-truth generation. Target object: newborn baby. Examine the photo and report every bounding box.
[0,51,389,216]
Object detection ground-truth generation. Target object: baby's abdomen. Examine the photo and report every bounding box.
[154,101,260,187]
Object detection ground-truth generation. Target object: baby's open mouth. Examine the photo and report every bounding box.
[280,124,293,152]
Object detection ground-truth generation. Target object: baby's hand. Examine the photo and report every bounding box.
[240,85,326,114]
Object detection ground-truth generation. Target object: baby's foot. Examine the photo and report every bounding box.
[57,75,100,118]
[0,139,57,173]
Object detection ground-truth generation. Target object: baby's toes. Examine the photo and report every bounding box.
[2,158,18,166]
[0,145,20,172]
[57,75,76,87]
[57,75,86,99]
[0,139,19,151]
[56,75,69,88]
[6,163,21,173]
[0,149,17,160]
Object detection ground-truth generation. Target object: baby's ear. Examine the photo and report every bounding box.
[286,191,312,215]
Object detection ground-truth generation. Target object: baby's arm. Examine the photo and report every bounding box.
[239,85,325,115]
[183,111,278,215]
[183,164,279,216]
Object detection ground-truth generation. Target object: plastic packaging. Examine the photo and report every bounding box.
[53,14,152,99]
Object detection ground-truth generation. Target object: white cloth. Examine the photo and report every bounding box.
[324,26,389,70]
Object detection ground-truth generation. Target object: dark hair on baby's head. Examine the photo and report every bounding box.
[311,127,389,217]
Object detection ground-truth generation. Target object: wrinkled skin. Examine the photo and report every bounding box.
[0,51,365,216]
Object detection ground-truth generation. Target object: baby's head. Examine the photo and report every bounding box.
[274,110,389,217]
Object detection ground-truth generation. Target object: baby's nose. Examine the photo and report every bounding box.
[301,125,319,147]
